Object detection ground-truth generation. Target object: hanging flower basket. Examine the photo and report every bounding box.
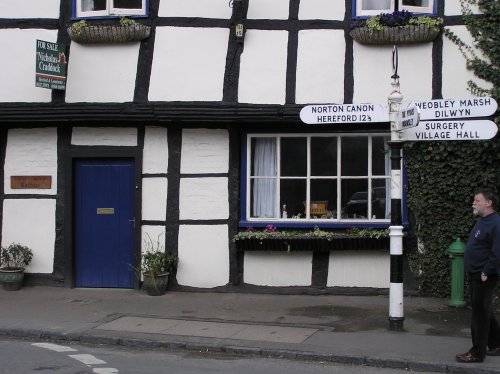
[67,23,151,44]
[350,23,440,45]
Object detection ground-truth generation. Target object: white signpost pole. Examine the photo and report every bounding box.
[388,46,405,332]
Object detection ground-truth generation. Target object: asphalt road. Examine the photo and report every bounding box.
[0,337,420,374]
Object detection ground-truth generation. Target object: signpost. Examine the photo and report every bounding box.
[400,120,498,141]
[35,39,67,91]
[300,103,389,124]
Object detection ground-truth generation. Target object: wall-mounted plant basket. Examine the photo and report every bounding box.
[67,24,151,44]
[349,24,440,45]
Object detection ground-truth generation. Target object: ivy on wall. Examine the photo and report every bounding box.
[405,0,499,303]
[405,141,500,296]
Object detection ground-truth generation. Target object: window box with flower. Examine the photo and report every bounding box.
[350,10,443,45]
[233,225,390,252]
[67,17,151,44]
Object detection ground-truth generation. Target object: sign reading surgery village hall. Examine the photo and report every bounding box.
[35,39,67,91]
[400,120,498,141]
[300,103,389,124]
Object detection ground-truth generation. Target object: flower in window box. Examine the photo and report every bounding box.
[350,10,443,45]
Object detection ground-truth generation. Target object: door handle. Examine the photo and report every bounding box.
[129,218,135,228]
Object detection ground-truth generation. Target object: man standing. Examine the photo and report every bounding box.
[456,188,500,363]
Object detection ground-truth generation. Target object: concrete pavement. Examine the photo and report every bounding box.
[0,287,499,373]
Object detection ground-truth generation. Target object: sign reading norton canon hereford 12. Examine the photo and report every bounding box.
[410,97,498,120]
[300,103,389,124]
[400,120,498,141]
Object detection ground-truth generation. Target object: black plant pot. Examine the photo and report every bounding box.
[0,268,25,291]
[142,272,169,296]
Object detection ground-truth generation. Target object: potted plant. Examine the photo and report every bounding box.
[0,243,33,291]
[350,10,443,45]
[139,234,178,296]
[67,17,151,44]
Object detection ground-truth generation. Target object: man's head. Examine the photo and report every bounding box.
[473,188,498,217]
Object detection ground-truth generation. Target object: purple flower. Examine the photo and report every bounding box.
[265,225,277,232]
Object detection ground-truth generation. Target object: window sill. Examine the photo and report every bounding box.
[67,23,151,44]
[349,24,440,45]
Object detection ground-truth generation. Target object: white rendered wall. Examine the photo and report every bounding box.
[445,2,481,16]
[327,251,389,288]
[179,178,229,220]
[442,26,492,99]
[244,252,312,286]
[353,44,432,103]
[142,178,168,221]
[2,199,56,274]
[4,128,57,195]
[0,0,60,19]
[159,0,232,18]
[180,129,229,174]
[0,29,56,102]
[149,27,229,102]
[177,225,229,287]
[238,30,288,105]
[71,127,138,146]
[296,30,345,104]
[65,43,140,103]
[143,127,169,174]
[247,0,289,19]
[298,0,345,20]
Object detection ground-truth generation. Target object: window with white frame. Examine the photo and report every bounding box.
[75,0,147,18]
[246,134,391,222]
[356,0,434,17]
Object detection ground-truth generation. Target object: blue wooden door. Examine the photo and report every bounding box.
[75,159,135,288]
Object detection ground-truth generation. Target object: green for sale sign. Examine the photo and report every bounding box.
[35,39,67,90]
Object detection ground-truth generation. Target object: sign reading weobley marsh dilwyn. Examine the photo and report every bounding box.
[410,97,497,120]
[35,40,67,90]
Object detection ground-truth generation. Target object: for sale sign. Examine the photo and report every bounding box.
[35,40,67,90]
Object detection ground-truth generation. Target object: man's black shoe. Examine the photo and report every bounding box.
[486,347,500,356]
[455,352,483,363]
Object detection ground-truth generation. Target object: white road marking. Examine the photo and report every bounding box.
[69,354,107,365]
[31,342,118,372]
[32,342,78,352]
[94,369,119,374]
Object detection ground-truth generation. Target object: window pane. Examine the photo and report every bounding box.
[281,138,307,177]
[251,179,277,218]
[311,137,337,176]
[402,0,429,6]
[280,179,306,219]
[362,0,392,10]
[113,0,143,9]
[251,138,276,177]
[82,0,106,11]
[310,180,337,219]
[341,137,367,176]
[372,179,390,219]
[372,137,389,176]
[341,180,368,219]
